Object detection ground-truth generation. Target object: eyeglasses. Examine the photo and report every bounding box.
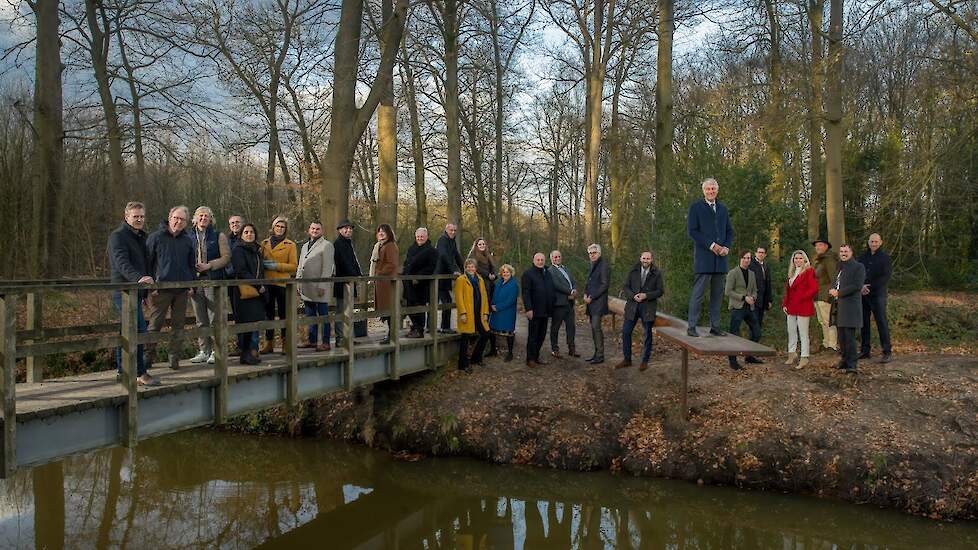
[171,216,187,222]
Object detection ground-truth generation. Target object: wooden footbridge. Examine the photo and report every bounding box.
[0,276,459,477]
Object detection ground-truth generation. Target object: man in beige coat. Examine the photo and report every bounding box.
[297,222,335,351]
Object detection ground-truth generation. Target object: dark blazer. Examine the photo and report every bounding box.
[107,222,150,284]
[687,199,734,274]
[436,233,464,291]
[748,258,773,310]
[622,263,664,322]
[835,259,866,328]
[521,265,555,318]
[332,233,363,299]
[402,241,439,303]
[146,221,195,283]
[857,248,892,297]
[549,264,576,306]
[585,256,610,316]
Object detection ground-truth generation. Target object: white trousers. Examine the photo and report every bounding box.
[786,314,811,357]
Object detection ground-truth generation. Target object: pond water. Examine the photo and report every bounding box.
[1,430,975,549]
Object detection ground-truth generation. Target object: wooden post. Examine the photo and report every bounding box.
[213,287,229,423]
[681,348,689,421]
[429,279,439,368]
[285,282,299,406]
[390,279,401,380]
[25,292,44,383]
[0,294,18,476]
[344,282,355,390]
[120,290,140,448]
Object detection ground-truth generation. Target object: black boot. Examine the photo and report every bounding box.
[486,334,499,357]
[505,335,515,362]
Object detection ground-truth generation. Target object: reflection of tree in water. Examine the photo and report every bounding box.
[0,430,976,549]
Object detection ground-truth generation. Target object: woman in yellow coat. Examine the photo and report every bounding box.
[455,258,490,372]
[260,215,298,353]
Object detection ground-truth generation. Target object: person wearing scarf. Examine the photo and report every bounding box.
[455,258,490,372]
[232,223,267,364]
[259,216,297,353]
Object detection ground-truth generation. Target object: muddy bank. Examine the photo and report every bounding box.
[233,343,978,521]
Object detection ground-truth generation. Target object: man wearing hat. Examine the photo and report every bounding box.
[332,219,363,347]
[812,237,838,352]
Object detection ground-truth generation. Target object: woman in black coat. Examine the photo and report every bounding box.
[232,223,267,364]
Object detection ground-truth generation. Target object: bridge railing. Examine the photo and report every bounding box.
[0,274,459,476]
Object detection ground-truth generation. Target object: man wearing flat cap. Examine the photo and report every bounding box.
[812,237,838,352]
[332,219,362,347]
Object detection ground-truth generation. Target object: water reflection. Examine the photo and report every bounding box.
[1,430,975,549]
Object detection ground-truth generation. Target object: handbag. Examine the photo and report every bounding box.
[239,284,260,300]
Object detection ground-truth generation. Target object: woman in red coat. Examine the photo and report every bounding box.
[782,250,818,369]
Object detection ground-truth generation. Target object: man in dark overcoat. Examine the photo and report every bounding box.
[522,252,555,367]
[615,251,664,371]
[402,227,440,337]
[858,233,893,363]
[548,250,578,358]
[584,243,610,364]
[830,244,866,373]
[748,246,773,330]
[686,177,734,337]
[436,223,464,333]
[332,219,363,346]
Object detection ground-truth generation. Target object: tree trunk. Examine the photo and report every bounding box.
[85,0,126,206]
[319,0,408,234]
[400,41,428,228]
[32,0,64,278]
[806,0,825,241]
[443,0,463,233]
[377,0,398,228]
[489,0,504,241]
[608,63,626,260]
[584,69,603,244]
[654,0,674,238]
[824,0,846,247]
[763,0,785,259]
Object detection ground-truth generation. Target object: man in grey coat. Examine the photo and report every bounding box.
[297,221,335,351]
[724,250,763,370]
[830,244,866,373]
[584,243,610,364]
[548,250,579,358]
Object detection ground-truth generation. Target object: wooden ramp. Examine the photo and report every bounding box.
[12,335,457,470]
[608,298,776,419]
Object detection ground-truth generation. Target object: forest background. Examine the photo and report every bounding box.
[1,0,977,319]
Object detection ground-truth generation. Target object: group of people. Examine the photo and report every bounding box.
[107,179,894,386]
[685,178,893,373]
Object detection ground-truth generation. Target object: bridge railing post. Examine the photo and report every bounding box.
[0,293,17,477]
[25,292,44,383]
[285,282,299,406]
[213,287,229,423]
[120,289,140,447]
[390,279,401,380]
[428,279,439,368]
[343,282,355,390]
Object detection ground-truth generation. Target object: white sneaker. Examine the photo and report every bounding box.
[190,350,209,363]
[207,352,216,364]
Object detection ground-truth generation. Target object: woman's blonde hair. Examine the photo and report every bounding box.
[789,249,812,278]
[499,263,514,276]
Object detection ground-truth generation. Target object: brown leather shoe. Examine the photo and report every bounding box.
[259,342,274,355]
[551,350,562,359]
[614,360,633,369]
[526,360,539,368]
[298,343,316,349]
[316,344,332,352]
[639,362,648,371]
[568,347,580,358]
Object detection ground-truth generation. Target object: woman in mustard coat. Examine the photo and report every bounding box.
[454,258,490,372]
[260,216,298,353]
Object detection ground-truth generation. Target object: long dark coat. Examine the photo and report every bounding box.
[687,199,734,274]
[332,233,363,299]
[585,256,610,316]
[231,241,267,324]
[748,258,773,310]
[622,263,665,322]
[835,259,866,328]
[435,233,464,291]
[402,241,439,303]
[857,248,892,297]
[521,265,555,318]
[550,264,576,306]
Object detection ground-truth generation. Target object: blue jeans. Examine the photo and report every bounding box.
[304,301,331,344]
[113,291,148,376]
[238,331,259,353]
[728,306,761,364]
[622,317,654,363]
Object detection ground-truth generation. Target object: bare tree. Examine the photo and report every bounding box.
[824,0,845,246]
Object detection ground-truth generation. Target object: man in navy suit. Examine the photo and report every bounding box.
[686,178,734,337]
